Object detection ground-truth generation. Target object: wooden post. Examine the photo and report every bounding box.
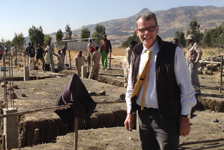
[2,135,5,150]
[69,50,71,69]
[74,117,78,150]
[109,51,111,70]
[220,55,223,93]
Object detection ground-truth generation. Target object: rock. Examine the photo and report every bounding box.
[99,90,106,96]
[89,92,97,96]
[211,56,219,62]
[205,57,211,61]
[13,85,19,89]
[1,82,6,87]
[45,82,47,85]
[212,119,219,123]
[9,92,17,99]
[206,64,218,70]
[203,69,213,75]
[198,67,203,74]
[21,93,27,97]
[102,99,106,102]
[120,93,125,100]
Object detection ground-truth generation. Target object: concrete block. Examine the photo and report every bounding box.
[81,66,87,78]
[24,66,29,81]
[3,107,18,150]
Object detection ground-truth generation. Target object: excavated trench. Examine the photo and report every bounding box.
[0,68,223,149]
[0,71,128,148]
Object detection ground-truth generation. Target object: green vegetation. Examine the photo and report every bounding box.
[81,27,90,39]
[92,24,106,46]
[202,22,224,48]
[122,32,140,48]
[12,33,25,50]
[43,34,52,45]
[174,30,186,47]
[186,17,203,45]
[65,24,72,40]
[28,26,44,47]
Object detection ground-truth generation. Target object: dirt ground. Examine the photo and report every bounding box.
[1,51,224,150]
[13,110,224,150]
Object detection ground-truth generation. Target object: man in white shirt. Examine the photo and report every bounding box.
[124,12,196,150]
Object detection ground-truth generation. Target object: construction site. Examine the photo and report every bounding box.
[0,48,224,150]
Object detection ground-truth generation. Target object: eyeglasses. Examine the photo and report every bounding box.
[137,25,157,34]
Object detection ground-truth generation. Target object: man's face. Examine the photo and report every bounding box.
[135,18,159,49]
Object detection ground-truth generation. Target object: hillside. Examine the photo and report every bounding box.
[72,6,224,45]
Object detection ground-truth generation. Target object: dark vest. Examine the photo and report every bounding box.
[131,36,181,118]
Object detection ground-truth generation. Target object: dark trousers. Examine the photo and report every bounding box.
[45,64,50,71]
[138,108,179,150]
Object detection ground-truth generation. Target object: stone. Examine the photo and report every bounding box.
[13,85,19,89]
[198,67,203,74]
[1,83,6,87]
[206,64,218,70]
[89,92,97,96]
[211,56,219,62]
[99,90,106,96]
[212,119,219,123]
[9,92,17,99]
[21,93,27,97]
[120,93,125,100]
[203,69,213,75]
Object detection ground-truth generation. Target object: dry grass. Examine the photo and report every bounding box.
[55,47,223,64]
[183,47,224,58]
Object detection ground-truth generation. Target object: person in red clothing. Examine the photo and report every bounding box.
[100,34,112,70]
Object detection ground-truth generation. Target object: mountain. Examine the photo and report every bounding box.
[72,6,224,45]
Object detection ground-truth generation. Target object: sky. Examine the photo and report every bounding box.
[0,0,223,41]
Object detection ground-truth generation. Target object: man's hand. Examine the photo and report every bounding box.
[124,113,134,132]
[179,116,191,136]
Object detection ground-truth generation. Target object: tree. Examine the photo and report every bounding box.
[28,25,44,47]
[92,24,106,46]
[202,30,212,47]
[56,29,63,42]
[174,30,186,47]
[187,17,203,45]
[122,32,140,47]
[5,40,12,48]
[81,27,90,39]
[44,34,52,45]
[65,24,72,40]
[56,29,64,48]
[12,33,25,50]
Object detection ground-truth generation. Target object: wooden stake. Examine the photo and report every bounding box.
[2,135,5,150]
[220,55,223,93]
[69,50,71,69]
[109,50,111,70]
[74,117,78,150]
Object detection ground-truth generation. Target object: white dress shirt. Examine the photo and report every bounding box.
[125,40,197,115]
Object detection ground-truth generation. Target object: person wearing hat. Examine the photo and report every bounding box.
[186,34,202,97]
[100,34,112,70]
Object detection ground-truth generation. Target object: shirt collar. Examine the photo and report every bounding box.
[142,40,159,54]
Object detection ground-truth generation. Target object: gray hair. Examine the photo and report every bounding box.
[135,12,158,28]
